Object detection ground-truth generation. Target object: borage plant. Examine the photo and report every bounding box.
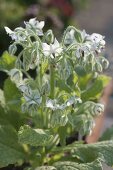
[0,18,112,169]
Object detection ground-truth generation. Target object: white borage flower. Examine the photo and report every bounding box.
[46,96,82,111]
[46,99,55,110]
[66,96,82,106]
[24,18,44,36]
[5,27,17,40]
[42,38,63,59]
[86,33,105,53]
[23,87,42,105]
[46,99,66,111]
[5,26,27,41]
[75,42,91,58]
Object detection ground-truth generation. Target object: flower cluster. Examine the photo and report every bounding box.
[5,18,44,41]
[5,18,109,136]
[46,96,82,111]
[64,28,105,57]
[5,18,108,75]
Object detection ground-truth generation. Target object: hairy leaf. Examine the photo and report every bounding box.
[50,111,68,128]
[18,125,53,146]
[52,141,113,167]
[81,75,111,101]
[0,125,25,168]
[72,141,113,166]
[54,160,102,170]
[4,78,21,111]
[35,166,56,170]
[56,78,72,93]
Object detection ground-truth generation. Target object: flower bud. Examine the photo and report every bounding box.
[45,30,54,44]
[95,62,103,72]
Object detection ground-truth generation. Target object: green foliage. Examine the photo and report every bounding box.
[0,18,111,169]
[71,141,113,166]
[18,125,54,146]
[34,166,57,170]
[54,160,102,170]
[0,124,25,168]
[81,75,111,101]
[4,78,21,111]
[0,51,16,72]
[0,106,26,131]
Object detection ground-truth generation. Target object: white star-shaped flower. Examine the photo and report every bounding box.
[42,38,62,59]
[25,18,44,36]
[5,27,17,40]
[86,33,105,53]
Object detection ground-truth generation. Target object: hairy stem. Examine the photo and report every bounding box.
[50,64,55,99]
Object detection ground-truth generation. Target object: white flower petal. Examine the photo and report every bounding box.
[46,100,54,109]
[54,38,60,48]
[42,38,62,58]
[42,43,51,56]
[29,18,37,25]
[42,43,50,50]
[38,21,45,29]
[5,27,13,34]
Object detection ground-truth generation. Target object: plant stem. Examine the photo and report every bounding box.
[50,64,55,99]
[39,60,44,128]
[21,69,32,79]
[40,62,42,87]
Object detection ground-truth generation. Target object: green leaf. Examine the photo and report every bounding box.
[52,141,113,168]
[78,74,92,90]
[74,101,104,117]
[51,141,83,154]
[58,126,68,146]
[4,78,21,111]
[81,75,111,101]
[56,78,72,93]
[0,106,26,130]
[18,125,54,146]
[24,166,56,170]
[75,65,87,77]
[0,125,25,168]
[54,160,102,170]
[34,166,56,170]
[50,111,68,128]
[72,141,113,167]
[0,51,16,72]
[68,114,94,136]
[99,125,113,141]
